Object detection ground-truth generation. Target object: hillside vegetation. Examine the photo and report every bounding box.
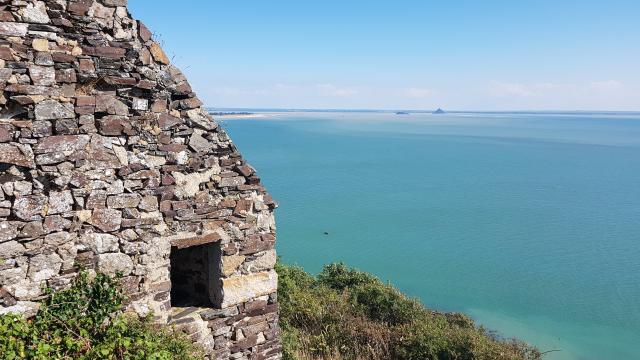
[0,272,201,360]
[277,262,541,360]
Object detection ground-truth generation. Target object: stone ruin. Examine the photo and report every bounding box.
[0,0,281,358]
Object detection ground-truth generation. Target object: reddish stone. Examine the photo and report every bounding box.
[76,96,96,107]
[136,79,155,89]
[0,46,12,60]
[97,116,129,136]
[0,11,15,22]
[78,58,95,72]
[0,127,11,142]
[51,52,76,63]
[90,208,122,232]
[161,174,175,185]
[82,46,126,59]
[138,22,152,42]
[235,164,254,177]
[56,69,77,83]
[5,84,61,96]
[67,1,91,16]
[0,143,35,168]
[104,76,137,86]
[158,113,182,130]
[170,232,221,249]
[158,143,186,152]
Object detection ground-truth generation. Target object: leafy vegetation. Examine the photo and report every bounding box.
[0,272,202,360]
[277,262,542,360]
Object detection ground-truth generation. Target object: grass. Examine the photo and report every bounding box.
[277,262,542,360]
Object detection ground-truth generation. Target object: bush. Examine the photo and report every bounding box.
[277,262,541,360]
[0,272,202,360]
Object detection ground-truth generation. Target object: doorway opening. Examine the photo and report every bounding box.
[169,242,222,308]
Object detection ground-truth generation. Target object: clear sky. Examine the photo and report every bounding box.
[128,0,640,111]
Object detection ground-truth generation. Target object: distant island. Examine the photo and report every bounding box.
[209,111,254,116]
[433,108,446,114]
[395,111,410,115]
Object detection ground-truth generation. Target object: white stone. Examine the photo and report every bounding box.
[132,98,148,111]
[7,280,43,300]
[81,233,120,254]
[246,250,277,273]
[0,221,18,242]
[0,240,24,259]
[220,270,278,308]
[48,190,73,214]
[172,166,220,199]
[0,301,39,317]
[222,254,246,277]
[97,253,134,275]
[28,253,62,282]
[34,100,74,120]
[0,267,27,284]
[21,2,50,24]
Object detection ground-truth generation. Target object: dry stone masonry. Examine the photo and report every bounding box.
[0,1,281,358]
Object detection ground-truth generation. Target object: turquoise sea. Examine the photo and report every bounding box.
[222,111,640,360]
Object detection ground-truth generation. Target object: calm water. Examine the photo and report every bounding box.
[222,112,640,360]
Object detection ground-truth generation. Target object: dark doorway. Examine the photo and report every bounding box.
[169,242,222,308]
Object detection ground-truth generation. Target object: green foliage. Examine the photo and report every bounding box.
[0,272,202,360]
[277,262,542,360]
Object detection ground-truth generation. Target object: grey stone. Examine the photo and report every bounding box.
[97,253,134,275]
[28,253,62,282]
[21,2,50,24]
[48,191,73,214]
[90,208,122,232]
[0,222,19,242]
[34,100,74,121]
[13,195,47,221]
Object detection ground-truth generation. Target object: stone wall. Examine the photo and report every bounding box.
[0,1,281,358]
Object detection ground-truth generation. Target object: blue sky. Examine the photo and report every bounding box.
[128,1,639,111]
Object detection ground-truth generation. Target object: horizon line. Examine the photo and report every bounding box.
[206,107,640,114]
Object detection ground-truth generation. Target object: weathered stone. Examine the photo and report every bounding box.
[0,241,25,260]
[103,0,128,6]
[138,22,152,42]
[13,195,46,221]
[132,98,148,111]
[29,65,55,86]
[32,38,49,52]
[56,69,77,83]
[97,253,133,275]
[246,250,277,273]
[80,233,119,254]
[0,222,19,242]
[219,176,245,188]
[34,100,75,120]
[221,271,278,308]
[189,130,214,153]
[0,22,28,37]
[95,95,128,115]
[48,191,73,214]
[222,254,246,277]
[172,167,220,199]
[21,2,50,24]
[0,143,35,168]
[35,135,90,154]
[106,194,140,209]
[28,253,62,282]
[150,42,170,65]
[90,208,122,232]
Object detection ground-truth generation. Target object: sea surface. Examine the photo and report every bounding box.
[221,111,640,360]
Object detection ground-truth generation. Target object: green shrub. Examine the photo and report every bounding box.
[278,261,541,360]
[0,272,202,360]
